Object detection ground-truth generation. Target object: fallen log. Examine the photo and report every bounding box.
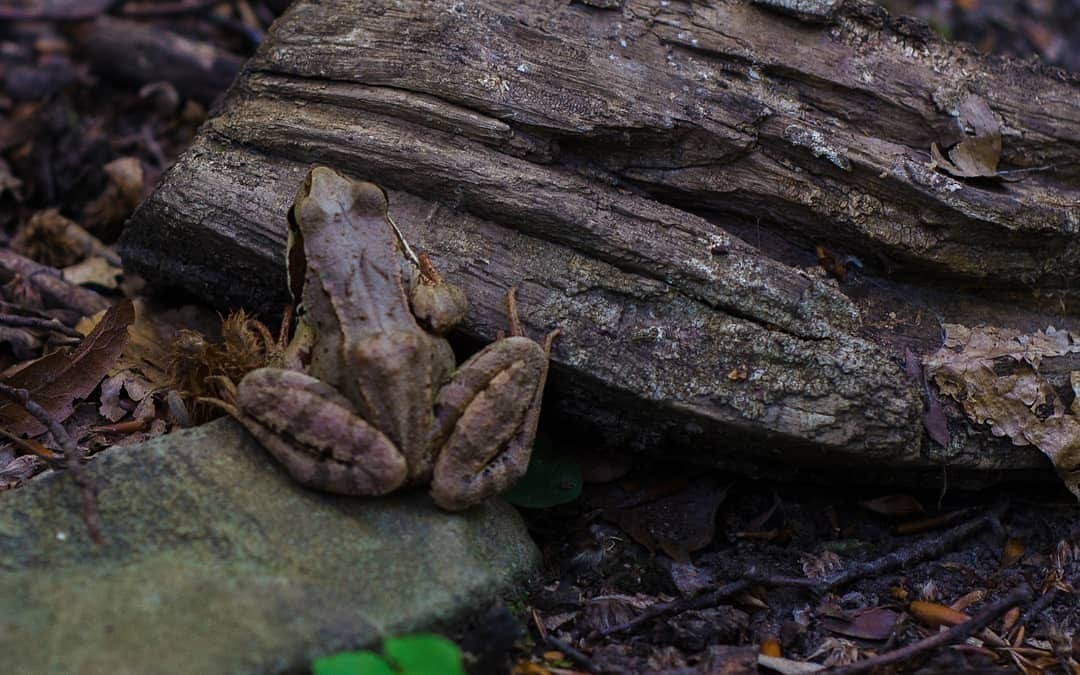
[120,0,1080,492]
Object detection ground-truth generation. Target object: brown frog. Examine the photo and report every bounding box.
[211,167,558,511]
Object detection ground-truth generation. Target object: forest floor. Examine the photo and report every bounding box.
[0,1,1077,673]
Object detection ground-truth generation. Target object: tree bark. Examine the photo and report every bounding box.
[120,0,1080,489]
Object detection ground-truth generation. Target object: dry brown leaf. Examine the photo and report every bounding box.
[909,600,970,628]
[602,478,729,563]
[0,298,134,435]
[925,324,1080,498]
[97,374,127,422]
[930,94,1002,179]
[931,135,1001,178]
[82,157,147,232]
[950,589,986,612]
[923,393,950,447]
[904,348,949,447]
[821,607,899,641]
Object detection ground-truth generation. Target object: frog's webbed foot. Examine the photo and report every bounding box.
[219,368,408,497]
[430,290,559,511]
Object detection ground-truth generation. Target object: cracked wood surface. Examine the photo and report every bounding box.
[121,0,1080,485]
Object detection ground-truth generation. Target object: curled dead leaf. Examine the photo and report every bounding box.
[930,94,1003,180]
[0,298,134,435]
[931,137,1001,179]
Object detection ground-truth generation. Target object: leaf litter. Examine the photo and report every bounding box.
[0,298,133,435]
[924,324,1080,498]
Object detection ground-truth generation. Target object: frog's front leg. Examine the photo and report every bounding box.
[225,368,409,496]
[429,317,559,511]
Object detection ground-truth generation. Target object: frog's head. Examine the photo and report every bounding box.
[290,167,387,233]
[286,166,390,301]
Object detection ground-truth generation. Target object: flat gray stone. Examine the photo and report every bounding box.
[0,420,539,675]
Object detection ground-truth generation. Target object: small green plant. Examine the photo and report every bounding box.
[504,436,582,509]
[312,634,465,675]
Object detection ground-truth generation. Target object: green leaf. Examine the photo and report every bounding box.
[504,437,582,509]
[312,650,394,675]
[382,634,465,675]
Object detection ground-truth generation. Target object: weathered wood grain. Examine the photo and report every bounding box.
[121,0,1079,486]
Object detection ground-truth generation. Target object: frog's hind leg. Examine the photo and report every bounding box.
[232,368,409,497]
[430,320,558,511]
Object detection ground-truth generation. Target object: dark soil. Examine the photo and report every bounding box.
[510,464,1078,673]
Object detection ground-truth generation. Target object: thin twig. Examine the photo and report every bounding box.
[121,0,229,17]
[0,384,102,543]
[829,585,1033,675]
[0,313,82,338]
[603,502,1008,637]
[0,427,62,461]
[600,579,751,636]
[801,500,1009,594]
[0,5,106,21]
[0,0,225,21]
[1018,573,1079,629]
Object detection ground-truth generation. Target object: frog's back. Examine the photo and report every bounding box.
[338,331,446,482]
